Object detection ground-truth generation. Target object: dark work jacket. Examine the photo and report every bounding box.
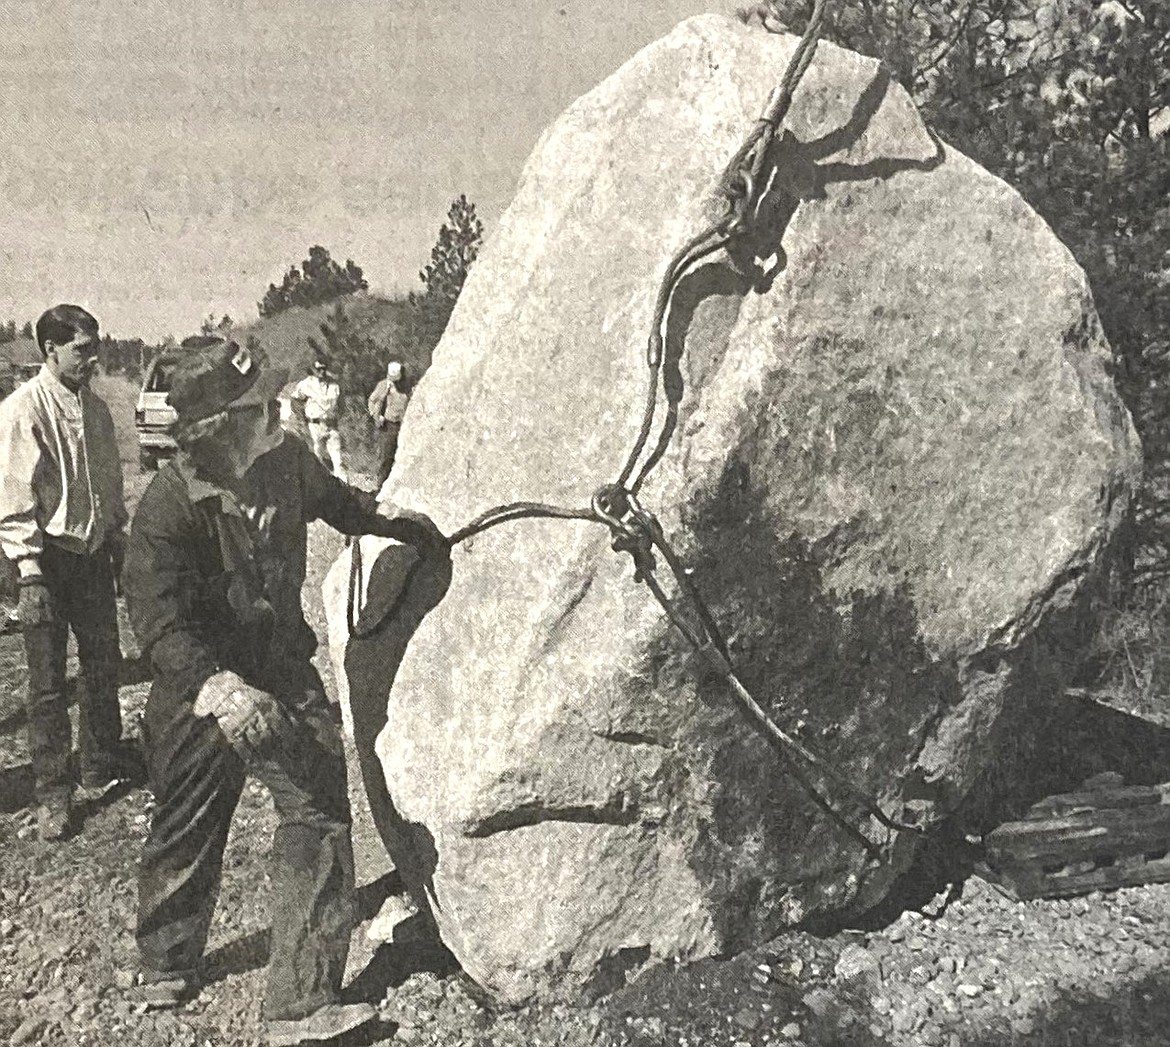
[125,432,426,708]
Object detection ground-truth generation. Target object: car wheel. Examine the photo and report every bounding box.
[139,449,158,472]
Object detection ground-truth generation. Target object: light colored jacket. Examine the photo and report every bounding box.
[367,378,408,426]
[0,365,127,567]
[292,375,341,425]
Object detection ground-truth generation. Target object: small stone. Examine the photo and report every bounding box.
[636,1016,665,1038]
[733,1006,760,1031]
[10,1016,48,1046]
[366,894,421,943]
[112,968,137,991]
[907,964,934,987]
[802,989,835,1018]
[835,943,881,985]
[957,983,983,997]
[890,1005,917,1033]
[0,919,13,937]
[781,1022,801,1039]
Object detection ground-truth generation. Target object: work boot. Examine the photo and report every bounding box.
[126,969,201,1010]
[35,797,71,842]
[265,1002,377,1046]
[78,765,122,803]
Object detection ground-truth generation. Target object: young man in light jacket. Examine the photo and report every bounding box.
[0,304,127,841]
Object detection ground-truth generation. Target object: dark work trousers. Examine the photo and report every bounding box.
[136,691,355,1022]
[375,422,401,490]
[22,541,122,803]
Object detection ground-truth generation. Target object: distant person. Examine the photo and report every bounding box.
[291,357,346,480]
[367,360,409,489]
[0,304,127,841]
[122,335,447,1039]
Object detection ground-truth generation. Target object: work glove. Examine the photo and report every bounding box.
[16,580,54,627]
[107,532,126,596]
[390,509,450,559]
[296,688,344,755]
[193,671,289,756]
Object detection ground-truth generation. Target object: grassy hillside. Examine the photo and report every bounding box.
[236,292,427,387]
[235,292,429,480]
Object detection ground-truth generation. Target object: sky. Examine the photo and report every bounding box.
[1,0,738,340]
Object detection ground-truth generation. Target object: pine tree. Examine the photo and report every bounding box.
[259,246,369,317]
[412,195,484,349]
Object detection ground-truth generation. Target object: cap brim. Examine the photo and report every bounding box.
[232,365,289,408]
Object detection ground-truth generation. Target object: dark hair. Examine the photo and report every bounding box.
[35,304,99,357]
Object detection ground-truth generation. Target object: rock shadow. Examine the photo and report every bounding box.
[841,668,1170,932]
[202,928,271,984]
[958,692,1170,836]
[355,869,407,921]
[342,542,452,926]
[629,455,964,948]
[723,61,944,294]
[344,912,461,1006]
[631,63,945,489]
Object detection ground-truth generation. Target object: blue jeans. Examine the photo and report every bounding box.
[136,687,355,1021]
[22,541,122,803]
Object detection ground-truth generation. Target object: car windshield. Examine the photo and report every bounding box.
[147,360,178,392]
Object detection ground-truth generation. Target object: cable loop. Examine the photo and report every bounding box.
[339,0,935,856]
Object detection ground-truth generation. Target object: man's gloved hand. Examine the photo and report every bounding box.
[392,509,449,558]
[296,688,343,755]
[193,671,288,755]
[16,580,54,627]
[107,532,126,596]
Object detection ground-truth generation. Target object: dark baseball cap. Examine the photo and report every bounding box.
[167,336,289,424]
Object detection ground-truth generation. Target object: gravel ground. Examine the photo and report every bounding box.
[3,514,1170,1047]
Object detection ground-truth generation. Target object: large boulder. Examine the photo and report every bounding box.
[325,14,1140,1003]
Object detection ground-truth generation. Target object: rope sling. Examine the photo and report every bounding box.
[349,0,926,858]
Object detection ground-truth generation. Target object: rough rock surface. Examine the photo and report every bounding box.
[325,14,1139,1003]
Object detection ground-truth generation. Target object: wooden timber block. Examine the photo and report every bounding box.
[976,774,1170,900]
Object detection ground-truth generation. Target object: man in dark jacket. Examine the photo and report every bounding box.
[123,335,446,1046]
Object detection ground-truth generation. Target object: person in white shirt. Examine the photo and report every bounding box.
[290,358,345,480]
[0,304,128,841]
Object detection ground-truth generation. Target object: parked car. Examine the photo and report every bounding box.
[134,354,179,470]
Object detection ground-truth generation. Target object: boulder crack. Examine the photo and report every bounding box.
[465,802,638,838]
